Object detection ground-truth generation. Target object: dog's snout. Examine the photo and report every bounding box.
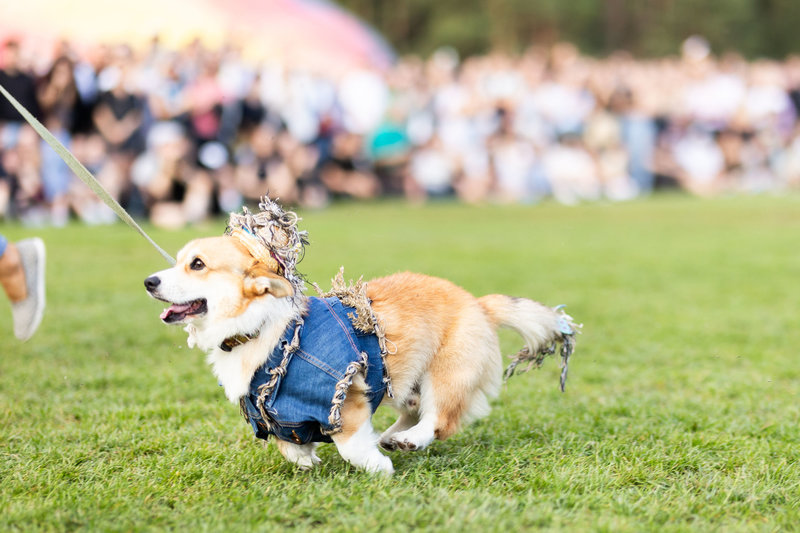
[144,276,161,291]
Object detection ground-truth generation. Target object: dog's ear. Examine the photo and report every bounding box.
[243,264,293,299]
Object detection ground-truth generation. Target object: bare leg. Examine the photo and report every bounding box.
[0,241,27,301]
[0,238,46,341]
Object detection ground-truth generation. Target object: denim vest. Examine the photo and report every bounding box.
[240,297,386,444]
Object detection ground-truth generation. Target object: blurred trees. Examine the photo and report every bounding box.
[338,0,800,58]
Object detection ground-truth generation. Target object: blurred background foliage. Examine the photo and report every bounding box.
[338,0,800,58]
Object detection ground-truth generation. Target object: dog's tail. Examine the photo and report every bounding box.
[478,295,581,391]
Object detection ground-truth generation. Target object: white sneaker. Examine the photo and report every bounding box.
[11,238,45,341]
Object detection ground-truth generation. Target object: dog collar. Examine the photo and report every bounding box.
[220,332,259,352]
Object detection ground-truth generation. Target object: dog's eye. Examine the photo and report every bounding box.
[190,258,205,271]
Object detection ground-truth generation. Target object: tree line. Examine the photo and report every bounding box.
[339,0,800,59]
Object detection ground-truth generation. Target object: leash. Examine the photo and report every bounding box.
[0,83,175,265]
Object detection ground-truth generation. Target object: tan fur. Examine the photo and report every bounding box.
[333,374,371,438]
[367,272,504,441]
[147,236,574,474]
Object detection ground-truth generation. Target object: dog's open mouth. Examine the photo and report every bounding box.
[159,299,208,323]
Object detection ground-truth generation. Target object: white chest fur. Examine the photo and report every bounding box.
[208,349,255,402]
[202,300,302,403]
[206,316,294,403]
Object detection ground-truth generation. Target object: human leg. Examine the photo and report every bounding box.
[0,236,45,340]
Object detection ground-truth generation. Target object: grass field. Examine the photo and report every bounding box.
[1,195,799,531]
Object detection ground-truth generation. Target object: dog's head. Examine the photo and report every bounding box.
[144,235,295,349]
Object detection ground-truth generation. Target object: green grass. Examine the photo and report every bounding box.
[2,195,799,531]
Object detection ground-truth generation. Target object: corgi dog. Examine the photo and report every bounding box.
[144,202,578,475]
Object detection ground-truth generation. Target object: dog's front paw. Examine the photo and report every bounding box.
[275,440,321,470]
[359,452,395,475]
[294,451,322,470]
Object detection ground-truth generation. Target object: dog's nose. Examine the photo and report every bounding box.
[144,276,161,291]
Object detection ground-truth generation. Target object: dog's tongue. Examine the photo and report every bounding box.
[160,303,192,320]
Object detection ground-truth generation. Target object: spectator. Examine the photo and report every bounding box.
[320,131,381,199]
[408,134,456,201]
[131,121,212,228]
[2,34,800,225]
[0,39,41,125]
[37,55,78,224]
[235,122,297,204]
[542,133,601,205]
[488,105,539,203]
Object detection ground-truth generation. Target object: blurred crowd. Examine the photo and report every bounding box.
[2,36,800,227]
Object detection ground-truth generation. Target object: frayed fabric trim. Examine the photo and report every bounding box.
[313,267,394,399]
[253,318,304,434]
[226,197,309,307]
[321,351,369,435]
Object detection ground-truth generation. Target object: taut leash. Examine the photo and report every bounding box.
[0,83,175,265]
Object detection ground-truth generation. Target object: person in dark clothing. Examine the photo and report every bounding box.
[93,82,146,155]
[37,56,79,133]
[37,55,80,223]
[0,40,41,123]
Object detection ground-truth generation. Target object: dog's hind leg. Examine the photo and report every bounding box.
[382,374,438,451]
[379,386,421,450]
[330,375,394,475]
[386,312,501,450]
[274,440,321,470]
[379,411,419,450]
